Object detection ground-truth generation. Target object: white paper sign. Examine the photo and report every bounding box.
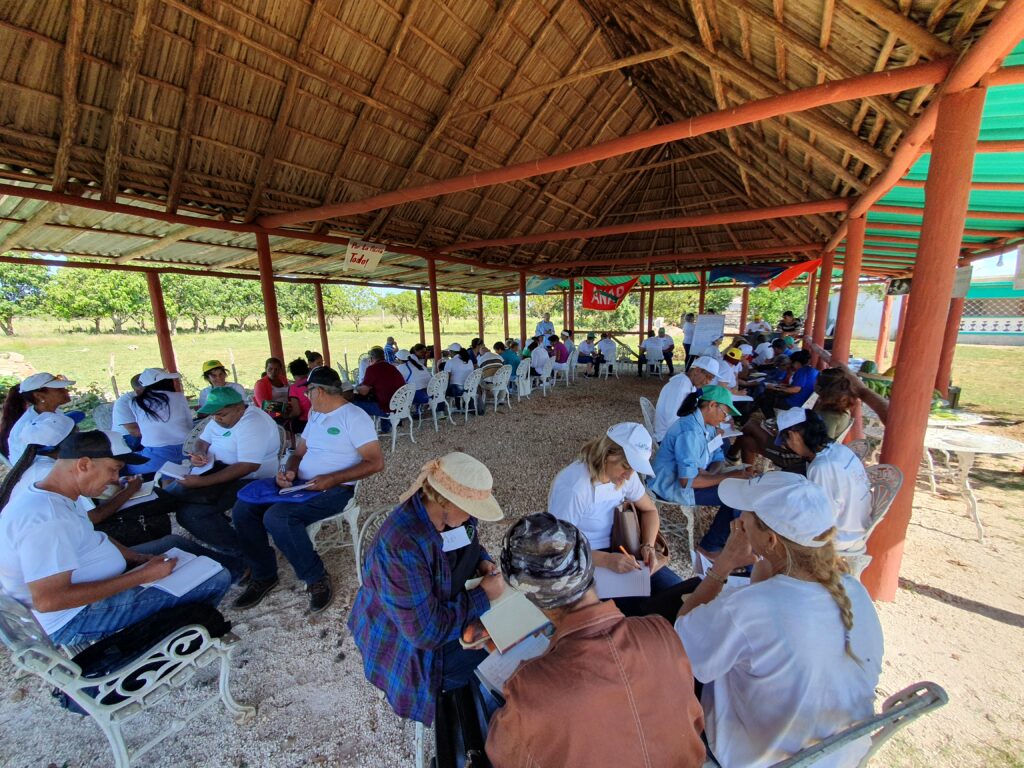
[690,314,727,355]
[1014,247,1024,291]
[343,239,386,272]
[951,266,973,299]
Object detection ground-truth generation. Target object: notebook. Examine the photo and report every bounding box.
[469,578,549,653]
[141,547,224,597]
[279,481,316,495]
[593,565,651,599]
[97,480,155,502]
[157,459,213,480]
[475,632,551,695]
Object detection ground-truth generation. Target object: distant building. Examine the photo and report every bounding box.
[959,277,1024,345]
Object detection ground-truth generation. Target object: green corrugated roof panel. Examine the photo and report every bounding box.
[966,281,1024,299]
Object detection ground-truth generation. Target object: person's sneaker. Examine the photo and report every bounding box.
[307,576,334,613]
[232,577,278,609]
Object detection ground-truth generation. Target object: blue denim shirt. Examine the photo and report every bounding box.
[650,410,725,505]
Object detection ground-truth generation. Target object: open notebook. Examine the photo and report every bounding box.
[141,547,224,597]
[475,632,551,695]
[593,565,651,599]
[467,577,549,653]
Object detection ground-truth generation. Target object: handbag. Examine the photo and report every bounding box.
[610,501,671,570]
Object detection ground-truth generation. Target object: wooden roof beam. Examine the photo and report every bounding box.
[838,0,955,59]
[114,226,205,264]
[0,203,60,253]
[53,0,85,194]
[101,0,154,202]
[259,58,950,229]
[532,243,821,271]
[166,16,210,214]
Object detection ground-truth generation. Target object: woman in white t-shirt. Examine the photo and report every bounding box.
[197,359,247,409]
[675,473,883,768]
[444,346,475,398]
[548,423,683,613]
[394,350,432,408]
[126,368,195,475]
[230,367,384,613]
[1,371,76,465]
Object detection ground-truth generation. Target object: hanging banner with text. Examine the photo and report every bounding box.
[342,239,387,272]
[581,278,639,311]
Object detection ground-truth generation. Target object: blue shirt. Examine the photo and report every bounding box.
[786,366,819,407]
[500,350,521,377]
[383,343,397,364]
[650,410,725,505]
[348,493,491,725]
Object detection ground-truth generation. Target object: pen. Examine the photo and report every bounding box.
[619,545,641,569]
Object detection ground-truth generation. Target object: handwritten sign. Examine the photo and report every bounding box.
[581,278,639,311]
[343,239,386,272]
[951,265,973,299]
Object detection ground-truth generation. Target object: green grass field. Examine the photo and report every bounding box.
[2,318,1021,419]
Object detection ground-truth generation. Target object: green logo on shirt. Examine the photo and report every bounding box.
[327,427,341,435]
[223,430,231,436]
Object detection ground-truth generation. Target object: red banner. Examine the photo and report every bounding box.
[581,278,639,311]
[769,258,822,291]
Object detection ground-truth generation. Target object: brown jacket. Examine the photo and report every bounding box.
[486,600,705,768]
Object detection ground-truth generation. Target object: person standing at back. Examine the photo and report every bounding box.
[486,513,705,768]
[681,313,696,362]
[534,312,555,339]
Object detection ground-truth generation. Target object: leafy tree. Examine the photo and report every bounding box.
[482,295,504,324]
[160,274,217,334]
[380,291,418,328]
[276,282,315,332]
[44,268,148,333]
[652,290,698,326]
[704,287,738,315]
[0,263,50,336]
[330,285,376,331]
[435,292,471,332]
[214,280,264,330]
[576,294,639,333]
[746,286,810,325]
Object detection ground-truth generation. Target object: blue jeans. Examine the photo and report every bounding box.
[125,443,184,476]
[441,638,488,692]
[353,400,390,433]
[696,486,738,552]
[231,483,354,584]
[162,477,249,558]
[49,535,232,647]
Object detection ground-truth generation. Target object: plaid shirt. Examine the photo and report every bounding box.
[348,494,491,725]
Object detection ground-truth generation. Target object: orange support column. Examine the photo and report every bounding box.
[804,271,818,338]
[518,271,527,346]
[503,295,510,340]
[648,273,656,332]
[638,287,646,344]
[313,283,331,367]
[934,297,966,397]
[891,294,911,368]
[427,259,442,362]
[477,291,485,340]
[739,287,749,334]
[811,250,835,361]
[864,87,987,602]
[698,271,707,314]
[255,232,284,362]
[875,294,893,369]
[831,216,866,365]
[416,289,426,346]
[146,272,177,373]
[568,278,576,331]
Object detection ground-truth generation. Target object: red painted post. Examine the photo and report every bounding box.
[503,294,510,340]
[891,294,911,368]
[875,293,893,369]
[864,87,987,602]
[416,289,426,346]
[804,271,818,337]
[811,250,835,362]
[427,259,442,362]
[648,273,656,332]
[477,290,485,340]
[145,272,177,373]
[935,297,966,396]
[638,286,646,344]
[313,282,331,367]
[831,216,866,365]
[519,271,527,346]
[739,287,749,334]
[698,271,707,314]
[568,278,576,332]
[255,232,284,362]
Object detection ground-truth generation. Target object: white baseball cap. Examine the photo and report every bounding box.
[691,356,719,376]
[739,344,753,356]
[448,343,462,353]
[395,349,410,361]
[139,368,181,387]
[718,473,836,548]
[606,422,655,476]
[20,372,75,393]
[23,412,77,449]
[776,407,808,433]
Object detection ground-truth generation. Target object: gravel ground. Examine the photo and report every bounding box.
[1,370,1021,767]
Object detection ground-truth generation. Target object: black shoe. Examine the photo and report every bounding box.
[307,576,334,613]
[232,577,278,609]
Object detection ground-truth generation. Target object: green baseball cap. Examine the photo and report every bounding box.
[783,335,796,346]
[699,385,741,416]
[197,386,245,414]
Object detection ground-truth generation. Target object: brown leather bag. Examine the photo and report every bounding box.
[610,501,671,570]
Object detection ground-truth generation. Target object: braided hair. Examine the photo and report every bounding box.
[0,443,40,512]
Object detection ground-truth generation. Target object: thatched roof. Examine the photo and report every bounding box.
[0,0,1018,292]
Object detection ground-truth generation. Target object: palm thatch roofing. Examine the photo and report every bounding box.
[0,0,1020,294]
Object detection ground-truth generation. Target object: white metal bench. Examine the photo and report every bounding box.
[306,480,363,578]
[0,591,256,768]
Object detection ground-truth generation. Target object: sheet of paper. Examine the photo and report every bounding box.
[98,480,155,502]
[142,547,224,597]
[441,526,472,552]
[719,428,743,439]
[475,632,551,694]
[479,585,549,652]
[715,463,750,474]
[279,481,316,495]
[158,460,212,480]
[731,394,753,402]
[120,491,158,510]
[593,565,651,599]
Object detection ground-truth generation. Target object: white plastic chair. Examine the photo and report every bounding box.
[843,464,903,578]
[515,358,533,401]
[183,416,212,456]
[481,364,513,413]
[384,384,417,452]
[533,358,554,397]
[425,371,454,431]
[459,369,485,422]
[598,352,619,379]
[92,402,114,430]
[0,592,256,768]
[639,396,658,448]
[566,349,580,382]
[306,480,362,575]
[647,490,697,571]
[552,357,571,387]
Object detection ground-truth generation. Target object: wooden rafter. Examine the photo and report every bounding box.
[166,16,209,214]
[114,226,204,264]
[101,0,154,202]
[243,0,323,222]
[839,0,954,58]
[0,203,60,253]
[53,0,85,194]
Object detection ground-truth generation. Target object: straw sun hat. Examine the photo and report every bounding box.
[399,452,504,522]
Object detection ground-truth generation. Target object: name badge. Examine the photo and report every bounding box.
[707,435,724,453]
[441,526,472,552]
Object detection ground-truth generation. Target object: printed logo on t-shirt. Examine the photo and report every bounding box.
[223,430,232,436]
[327,427,341,435]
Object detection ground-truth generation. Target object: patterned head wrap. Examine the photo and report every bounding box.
[501,513,594,610]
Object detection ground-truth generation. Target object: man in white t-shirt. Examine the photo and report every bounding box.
[535,313,555,339]
[231,367,384,613]
[589,334,617,377]
[640,331,663,377]
[162,387,280,558]
[746,315,773,336]
[577,333,596,364]
[653,356,719,442]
